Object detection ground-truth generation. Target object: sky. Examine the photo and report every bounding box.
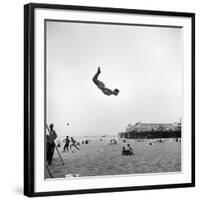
[46,21,182,138]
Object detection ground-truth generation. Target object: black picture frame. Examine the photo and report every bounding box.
[24,3,195,197]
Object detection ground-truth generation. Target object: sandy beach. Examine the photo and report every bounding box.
[45,137,181,179]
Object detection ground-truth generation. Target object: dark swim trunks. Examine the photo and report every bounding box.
[96,80,105,89]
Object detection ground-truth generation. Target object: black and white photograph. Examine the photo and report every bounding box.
[45,20,182,179]
[24,3,195,197]
[1,0,199,199]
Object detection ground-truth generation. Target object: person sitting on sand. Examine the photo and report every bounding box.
[70,137,80,150]
[92,67,119,96]
[110,139,117,145]
[113,139,117,144]
[122,146,134,156]
[127,144,135,155]
[122,147,131,155]
[76,142,80,146]
[57,142,61,147]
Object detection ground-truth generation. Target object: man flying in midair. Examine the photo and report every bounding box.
[92,67,120,96]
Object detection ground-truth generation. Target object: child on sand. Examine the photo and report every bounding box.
[122,144,135,156]
[70,137,80,150]
[127,144,135,155]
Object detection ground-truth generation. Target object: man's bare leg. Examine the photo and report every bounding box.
[92,67,101,84]
[70,143,80,150]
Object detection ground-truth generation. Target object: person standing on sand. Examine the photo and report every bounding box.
[46,124,57,165]
[92,67,120,96]
[70,137,80,150]
[63,136,70,152]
